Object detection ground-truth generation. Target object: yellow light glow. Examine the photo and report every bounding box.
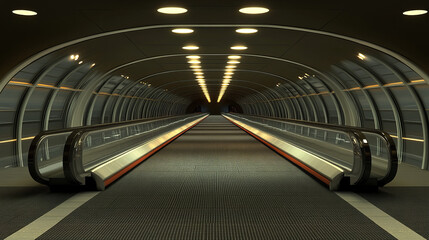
[227,60,240,64]
[157,7,188,14]
[91,63,96,67]
[231,45,248,50]
[78,61,83,64]
[363,84,379,89]
[9,80,32,86]
[239,7,269,14]
[225,65,236,68]
[172,28,194,34]
[194,72,204,75]
[183,45,199,50]
[190,65,201,68]
[228,55,241,59]
[12,10,37,16]
[196,76,204,79]
[37,84,56,88]
[403,10,427,16]
[236,28,258,34]
[224,72,234,75]
[384,82,403,86]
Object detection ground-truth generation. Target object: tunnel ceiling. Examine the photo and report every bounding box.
[1,0,429,103]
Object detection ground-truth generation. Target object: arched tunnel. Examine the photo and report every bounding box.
[1,1,429,239]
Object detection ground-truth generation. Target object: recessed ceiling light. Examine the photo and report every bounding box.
[91,63,96,67]
[12,10,37,16]
[78,61,83,64]
[226,65,237,68]
[403,10,427,16]
[225,72,234,75]
[194,72,204,75]
[224,76,232,78]
[196,76,204,78]
[358,53,366,60]
[190,65,201,68]
[172,28,194,34]
[70,54,79,61]
[188,60,201,64]
[236,28,258,34]
[231,46,247,50]
[239,7,269,14]
[183,45,199,50]
[227,60,240,64]
[228,55,241,59]
[186,55,200,59]
[157,7,188,14]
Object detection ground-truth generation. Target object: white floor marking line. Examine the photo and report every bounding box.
[5,191,99,240]
[336,192,426,240]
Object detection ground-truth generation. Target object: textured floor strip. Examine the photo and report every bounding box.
[336,192,425,240]
[5,192,99,240]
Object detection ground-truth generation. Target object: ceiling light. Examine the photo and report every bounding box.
[194,72,204,75]
[228,55,241,59]
[187,55,200,59]
[157,7,188,14]
[188,60,201,64]
[78,61,83,64]
[224,72,234,75]
[196,76,204,78]
[70,54,79,61]
[91,63,96,67]
[236,28,258,34]
[183,45,199,50]
[172,28,194,34]
[239,7,269,14]
[231,45,247,50]
[226,65,236,68]
[12,10,37,16]
[403,10,428,16]
[190,65,201,68]
[227,60,240,64]
[224,76,232,78]
[358,53,366,60]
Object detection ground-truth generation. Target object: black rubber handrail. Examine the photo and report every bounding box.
[230,113,397,186]
[62,113,206,185]
[225,113,373,186]
[28,114,201,185]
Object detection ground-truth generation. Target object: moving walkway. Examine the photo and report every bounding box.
[28,113,397,191]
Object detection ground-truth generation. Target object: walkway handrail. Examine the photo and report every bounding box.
[234,114,398,186]
[226,113,397,187]
[28,113,203,186]
[62,113,205,185]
